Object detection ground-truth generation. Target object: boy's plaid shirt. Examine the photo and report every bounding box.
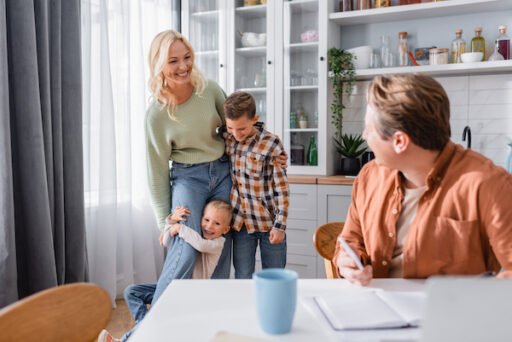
[221,122,289,234]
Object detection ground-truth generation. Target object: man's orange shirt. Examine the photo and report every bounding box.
[334,141,512,278]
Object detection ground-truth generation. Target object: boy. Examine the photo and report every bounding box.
[221,91,289,279]
[98,199,232,342]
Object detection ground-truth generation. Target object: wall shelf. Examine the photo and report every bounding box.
[329,0,512,26]
[355,60,512,80]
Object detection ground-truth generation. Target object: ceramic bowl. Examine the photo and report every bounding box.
[461,52,483,63]
[347,45,372,69]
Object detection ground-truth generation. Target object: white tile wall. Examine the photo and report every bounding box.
[342,74,512,169]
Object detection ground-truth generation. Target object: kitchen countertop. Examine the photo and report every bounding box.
[288,175,355,185]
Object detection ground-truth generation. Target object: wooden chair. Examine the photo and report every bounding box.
[0,283,112,342]
[313,222,344,279]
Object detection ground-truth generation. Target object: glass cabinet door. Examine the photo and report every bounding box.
[230,0,274,130]
[282,0,320,172]
[182,0,227,89]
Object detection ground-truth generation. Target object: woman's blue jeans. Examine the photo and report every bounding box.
[152,155,233,304]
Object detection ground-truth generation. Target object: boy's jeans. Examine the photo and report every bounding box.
[152,155,233,304]
[232,225,287,279]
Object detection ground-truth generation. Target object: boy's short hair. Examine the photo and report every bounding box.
[204,199,233,222]
[367,73,451,151]
[223,91,256,120]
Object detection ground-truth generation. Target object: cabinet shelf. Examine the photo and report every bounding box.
[235,4,267,18]
[287,42,318,53]
[329,0,512,26]
[236,87,267,93]
[354,60,512,80]
[195,50,219,56]
[235,46,266,57]
[289,85,318,92]
[287,128,318,132]
[191,10,219,18]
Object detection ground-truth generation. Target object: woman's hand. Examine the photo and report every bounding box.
[336,249,373,286]
[159,229,165,246]
[170,206,190,222]
[269,229,285,244]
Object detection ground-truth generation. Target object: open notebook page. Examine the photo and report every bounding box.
[314,291,412,330]
[375,291,426,326]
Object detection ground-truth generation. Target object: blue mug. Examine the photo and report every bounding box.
[253,268,298,334]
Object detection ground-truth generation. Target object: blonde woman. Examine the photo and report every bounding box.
[98,30,288,342]
[146,30,232,299]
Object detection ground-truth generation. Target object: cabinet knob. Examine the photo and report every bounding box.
[219,64,224,68]
[320,56,324,61]
[267,60,272,65]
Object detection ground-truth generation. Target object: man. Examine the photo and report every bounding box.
[334,73,512,286]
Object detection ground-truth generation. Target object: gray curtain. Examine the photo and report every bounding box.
[0,0,87,307]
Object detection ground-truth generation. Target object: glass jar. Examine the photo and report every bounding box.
[339,0,352,11]
[381,35,394,67]
[375,0,390,7]
[451,29,466,63]
[298,112,308,129]
[398,32,408,67]
[289,112,297,129]
[471,28,486,61]
[358,0,371,10]
[429,48,449,65]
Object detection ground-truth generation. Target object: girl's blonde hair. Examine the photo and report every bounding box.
[148,30,206,120]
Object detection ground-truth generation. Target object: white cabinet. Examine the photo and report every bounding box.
[182,1,228,89]
[284,183,352,279]
[183,0,337,175]
[328,0,512,80]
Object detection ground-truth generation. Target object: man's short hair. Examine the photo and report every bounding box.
[367,73,451,151]
[223,91,256,120]
[204,199,233,223]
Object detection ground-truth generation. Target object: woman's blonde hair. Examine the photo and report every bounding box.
[148,30,206,120]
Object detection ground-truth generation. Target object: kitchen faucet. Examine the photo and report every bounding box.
[462,126,471,149]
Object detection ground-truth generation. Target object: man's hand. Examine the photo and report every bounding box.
[169,223,181,237]
[269,229,285,244]
[336,249,373,286]
[170,206,190,222]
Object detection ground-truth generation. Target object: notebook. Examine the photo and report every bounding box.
[314,290,426,331]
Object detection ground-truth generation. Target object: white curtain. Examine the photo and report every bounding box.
[81,0,179,302]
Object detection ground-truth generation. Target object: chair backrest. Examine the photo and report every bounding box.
[313,222,344,279]
[0,283,112,342]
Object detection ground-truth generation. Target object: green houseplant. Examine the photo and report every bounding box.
[328,47,365,175]
[334,133,367,175]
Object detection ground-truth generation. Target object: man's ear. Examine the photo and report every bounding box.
[253,115,259,124]
[392,131,410,154]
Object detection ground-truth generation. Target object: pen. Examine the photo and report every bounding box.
[337,237,364,271]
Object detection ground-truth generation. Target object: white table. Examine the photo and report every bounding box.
[130,278,426,342]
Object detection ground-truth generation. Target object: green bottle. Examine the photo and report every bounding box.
[307,135,318,166]
[471,27,486,61]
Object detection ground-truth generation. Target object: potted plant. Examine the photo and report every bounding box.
[334,133,367,175]
[327,47,362,174]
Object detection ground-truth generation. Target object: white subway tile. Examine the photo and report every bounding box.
[469,89,512,105]
[468,104,512,119]
[469,74,512,90]
[435,76,468,91]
